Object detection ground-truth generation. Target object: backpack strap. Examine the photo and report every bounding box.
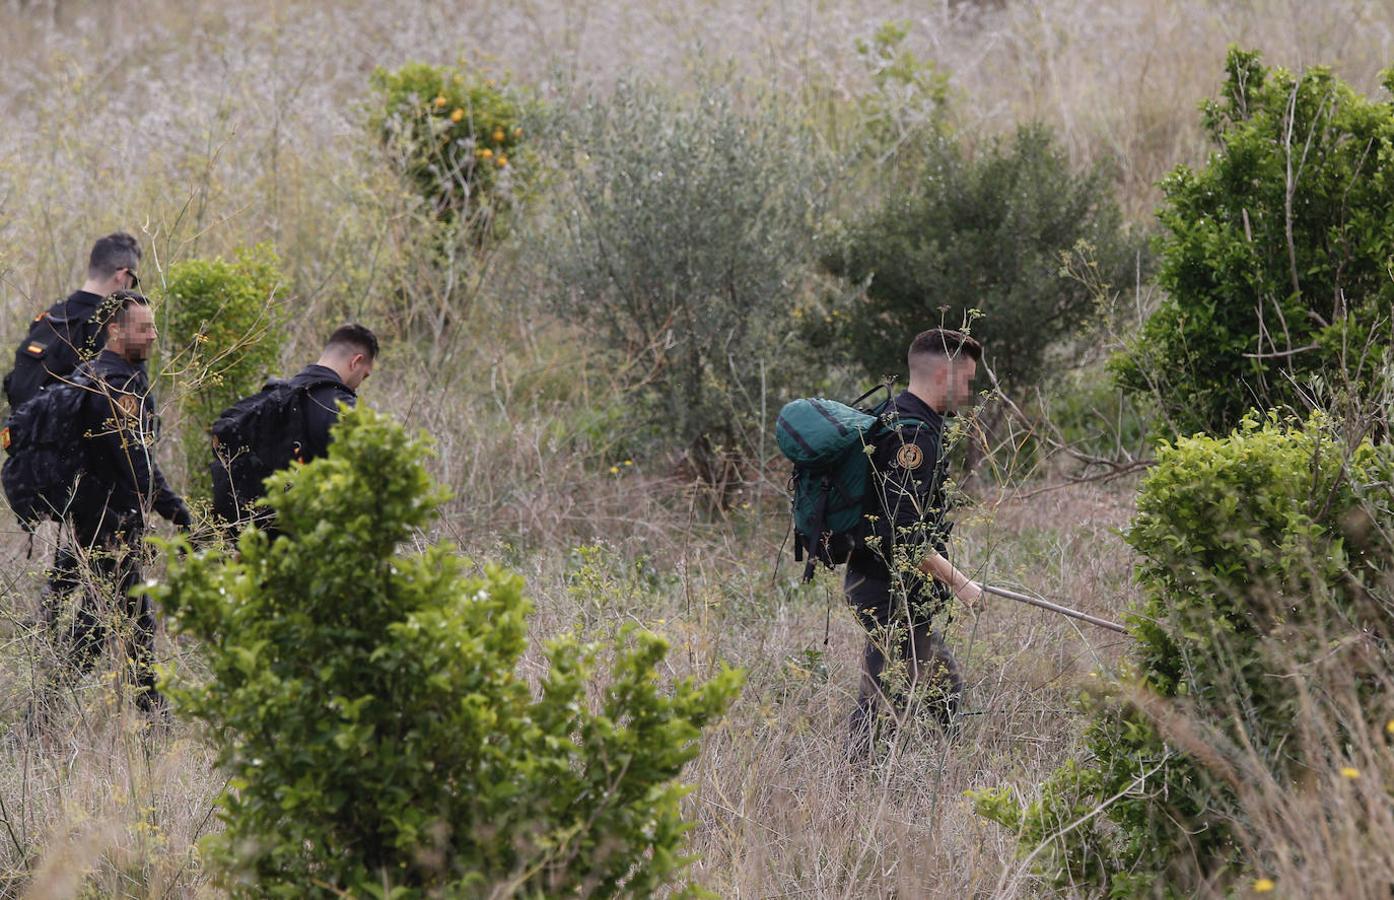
[289,377,350,460]
[803,476,832,582]
[850,377,897,413]
[290,377,349,395]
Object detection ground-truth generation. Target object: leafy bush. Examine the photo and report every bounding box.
[151,405,742,896]
[850,21,950,180]
[537,77,827,485]
[160,243,288,499]
[821,124,1139,389]
[973,414,1394,894]
[1112,48,1394,436]
[370,61,526,231]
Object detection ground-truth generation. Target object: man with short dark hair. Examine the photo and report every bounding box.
[845,327,985,759]
[4,232,143,409]
[46,290,190,715]
[209,324,379,532]
[293,324,378,462]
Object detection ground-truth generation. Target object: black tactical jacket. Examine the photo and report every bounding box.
[73,350,189,532]
[288,364,356,463]
[847,390,952,586]
[3,290,112,409]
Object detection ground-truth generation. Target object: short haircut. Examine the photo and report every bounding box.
[908,328,982,366]
[88,232,141,280]
[325,323,379,360]
[109,290,151,327]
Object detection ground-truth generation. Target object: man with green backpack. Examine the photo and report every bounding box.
[776,328,984,760]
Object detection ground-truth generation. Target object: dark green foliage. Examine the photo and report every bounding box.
[160,244,288,500]
[370,61,525,230]
[822,124,1138,388]
[538,78,827,484]
[150,405,742,896]
[1113,48,1394,436]
[973,415,1394,894]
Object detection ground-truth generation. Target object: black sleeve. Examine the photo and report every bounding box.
[87,380,189,524]
[301,386,355,461]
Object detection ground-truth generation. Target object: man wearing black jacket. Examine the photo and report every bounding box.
[47,291,190,714]
[208,324,377,535]
[4,232,142,410]
[845,328,984,759]
[288,324,377,463]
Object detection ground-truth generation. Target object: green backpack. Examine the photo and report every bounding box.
[775,386,922,581]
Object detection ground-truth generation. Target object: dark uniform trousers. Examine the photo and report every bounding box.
[845,568,963,755]
[843,389,964,757]
[40,349,188,716]
[45,510,161,712]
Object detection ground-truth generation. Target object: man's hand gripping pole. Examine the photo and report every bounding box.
[922,551,1127,635]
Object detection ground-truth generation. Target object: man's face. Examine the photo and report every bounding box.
[113,304,158,362]
[939,357,978,412]
[344,352,374,390]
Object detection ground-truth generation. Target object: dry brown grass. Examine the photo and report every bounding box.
[4,0,1394,305]
[668,487,1139,898]
[0,441,1141,897]
[2,0,1393,896]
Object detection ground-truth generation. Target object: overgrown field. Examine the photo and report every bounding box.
[3,0,1394,896]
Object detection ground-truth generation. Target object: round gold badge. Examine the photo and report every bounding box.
[896,444,924,470]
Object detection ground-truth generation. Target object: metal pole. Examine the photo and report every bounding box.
[980,583,1128,634]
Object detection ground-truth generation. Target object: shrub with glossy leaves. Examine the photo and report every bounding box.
[151,405,742,896]
[973,414,1394,894]
[160,243,288,499]
[1112,48,1394,436]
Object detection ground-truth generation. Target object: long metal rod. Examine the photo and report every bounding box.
[981,583,1128,634]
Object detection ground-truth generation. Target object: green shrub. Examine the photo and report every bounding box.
[973,414,1394,894]
[537,78,828,486]
[822,124,1140,389]
[1112,48,1394,436]
[370,61,526,231]
[150,405,742,896]
[160,243,288,499]
[851,21,950,180]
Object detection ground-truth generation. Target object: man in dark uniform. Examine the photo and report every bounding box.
[4,232,142,409]
[289,324,378,462]
[846,328,984,759]
[208,324,377,535]
[47,291,190,714]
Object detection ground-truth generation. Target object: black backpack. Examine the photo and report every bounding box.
[4,296,114,411]
[209,378,340,529]
[1,374,95,529]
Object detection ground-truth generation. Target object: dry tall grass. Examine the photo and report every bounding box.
[4,0,1394,303]
[2,0,1393,896]
[0,469,1141,895]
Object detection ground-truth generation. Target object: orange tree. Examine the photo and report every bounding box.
[370,61,527,233]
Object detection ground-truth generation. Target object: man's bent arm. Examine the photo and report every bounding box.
[919,550,984,606]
